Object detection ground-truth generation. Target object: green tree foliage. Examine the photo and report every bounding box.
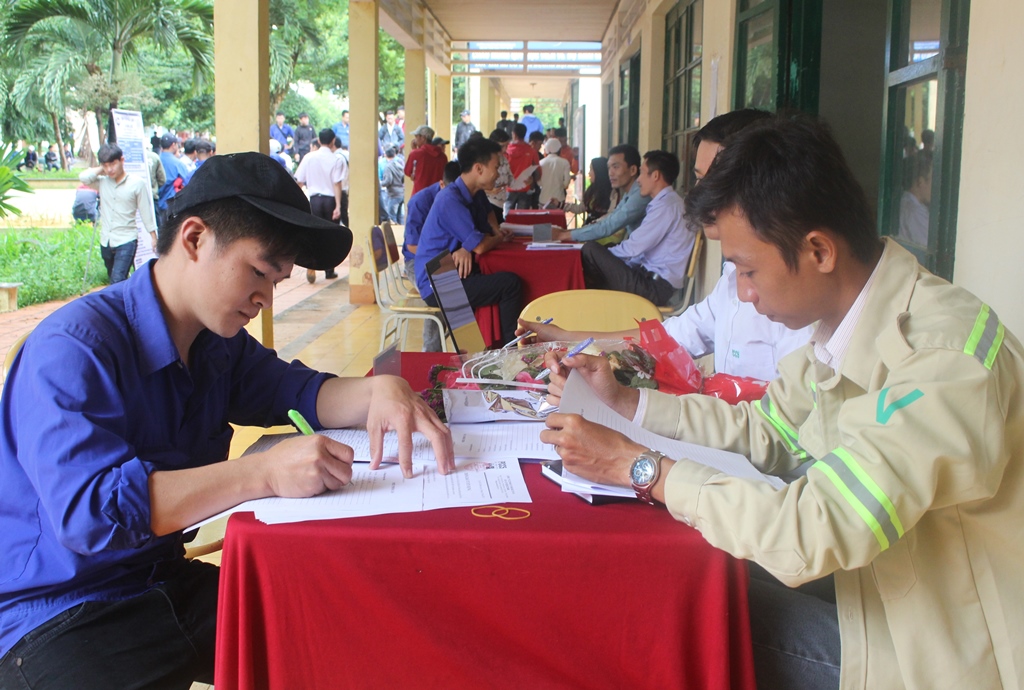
[4,0,214,142]
[0,144,34,219]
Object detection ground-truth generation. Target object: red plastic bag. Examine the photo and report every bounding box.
[702,373,768,405]
[637,320,703,396]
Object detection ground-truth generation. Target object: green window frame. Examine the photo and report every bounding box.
[619,50,641,149]
[662,0,703,191]
[878,0,969,280]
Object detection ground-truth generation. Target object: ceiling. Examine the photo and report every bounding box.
[423,0,619,42]
[499,76,576,101]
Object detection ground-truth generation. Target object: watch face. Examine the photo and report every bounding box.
[631,457,656,485]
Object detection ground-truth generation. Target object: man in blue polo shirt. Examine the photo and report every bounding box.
[0,153,455,689]
[403,161,462,284]
[414,138,522,347]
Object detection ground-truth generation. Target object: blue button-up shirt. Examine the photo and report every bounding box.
[609,185,695,289]
[413,178,492,299]
[403,182,442,262]
[0,261,332,657]
[571,179,651,242]
[332,121,350,150]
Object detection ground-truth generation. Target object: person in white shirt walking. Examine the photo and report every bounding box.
[294,128,346,282]
[79,143,158,283]
[537,138,572,207]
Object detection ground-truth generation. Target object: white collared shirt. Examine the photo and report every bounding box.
[810,259,882,372]
[294,147,343,198]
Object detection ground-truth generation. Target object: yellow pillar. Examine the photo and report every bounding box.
[435,74,453,146]
[348,0,380,304]
[404,49,426,200]
[214,0,274,346]
[637,11,667,154]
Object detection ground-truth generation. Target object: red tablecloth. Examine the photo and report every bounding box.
[474,238,585,347]
[505,208,568,229]
[215,463,755,690]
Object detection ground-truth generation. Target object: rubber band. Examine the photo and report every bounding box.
[471,505,532,520]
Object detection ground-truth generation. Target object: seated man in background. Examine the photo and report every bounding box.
[414,138,522,346]
[540,115,1024,690]
[521,109,811,382]
[554,144,650,244]
[0,152,454,689]
[580,150,694,306]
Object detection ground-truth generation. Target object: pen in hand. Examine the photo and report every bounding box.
[536,337,595,380]
[288,409,315,436]
[504,317,554,349]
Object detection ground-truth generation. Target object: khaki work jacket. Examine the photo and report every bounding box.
[646,239,1024,689]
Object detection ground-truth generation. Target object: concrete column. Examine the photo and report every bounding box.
[435,74,453,146]
[348,0,380,304]
[404,49,426,200]
[214,0,274,346]
[637,10,667,154]
[427,69,436,128]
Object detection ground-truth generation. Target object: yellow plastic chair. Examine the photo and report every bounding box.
[519,289,662,332]
[2,330,30,384]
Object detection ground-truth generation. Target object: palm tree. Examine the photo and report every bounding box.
[4,0,214,143]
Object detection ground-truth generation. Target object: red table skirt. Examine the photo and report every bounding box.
[215,463,755,689]
[474,238,585,347]
[505,208,568,229]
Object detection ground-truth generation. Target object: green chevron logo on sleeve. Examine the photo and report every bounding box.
[876,387,924,424]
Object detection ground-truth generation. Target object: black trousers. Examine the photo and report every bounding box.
[0,559,219,690]
[425,271,522,346]
[580,241,676,306]
[310,194,342,274]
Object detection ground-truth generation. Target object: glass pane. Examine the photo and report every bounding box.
[898,0,941,68]
[739,11,775,109]
[691,0,703,63]
[676,75,687,133]
[891,78,938,248]
[741,0,767,11]
[664,81,675,134]
[688,65,702,130]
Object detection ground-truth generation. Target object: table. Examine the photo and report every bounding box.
[505,208,568,229]
[215,475,755,689]
[474,238,585,347]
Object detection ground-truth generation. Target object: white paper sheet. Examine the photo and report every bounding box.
[499,222,537,236]
[560,371,785,489]
[448,421,558,460]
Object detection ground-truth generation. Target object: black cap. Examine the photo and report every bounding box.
[431,136,449,146]
[160,133,177,149]
[166,152,352,270]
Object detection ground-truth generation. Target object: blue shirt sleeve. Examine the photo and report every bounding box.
[571,183,651,241]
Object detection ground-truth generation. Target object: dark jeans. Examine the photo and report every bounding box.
[506,190,536,211]
[0,559,219,690]
[310,195,341,275]
[747,563,841,690]
[339,191,350,228]
[580,241,676,306]
[101,240,137,283]
[425,271,522,346]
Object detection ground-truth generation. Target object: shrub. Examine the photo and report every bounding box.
[0,223,109,307]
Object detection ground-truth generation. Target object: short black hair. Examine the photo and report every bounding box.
[523,104,534,113]
[608,144,642,171]
[528,131,545,143]
[513,123,527,139]
[685,115,879,270]
[318,128,336,145]
[195,139,213,154]
[500,110,508,118]
[275,111,285,117]
[456,137,501,173]
[298,112,309,119]
[183,139,197,155]
[489,128,511,144]
[554,127,567,138]
[97,143,123,163]
[642,150,680,186]
[385,146,397,158]
[341,109,349,116]
[695,109,772,147]
[157,197,303,260]
[442,161,462,184]
[385,110,395,116]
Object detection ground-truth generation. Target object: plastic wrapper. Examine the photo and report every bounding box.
[422,340,657,423]
[701,373,769,405]
[637,319,704,395]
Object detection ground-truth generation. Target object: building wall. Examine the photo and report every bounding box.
[954,1,1024,335]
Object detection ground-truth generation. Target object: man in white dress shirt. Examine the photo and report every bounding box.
[519,109,811,381]
[294,128,346,282]
[579,150,695,306]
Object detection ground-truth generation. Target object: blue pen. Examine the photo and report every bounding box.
[504,317,554,348]
[536,337,595,380]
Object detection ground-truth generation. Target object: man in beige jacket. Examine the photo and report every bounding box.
[541,116,1024,689]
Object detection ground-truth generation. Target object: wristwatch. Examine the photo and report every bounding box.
[630,450,666,505]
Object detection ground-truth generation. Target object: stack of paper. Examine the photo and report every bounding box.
[499,222,537,237]
[527,242,583,250]
[541,460,634,504]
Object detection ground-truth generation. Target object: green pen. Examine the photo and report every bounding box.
[288,409,315,436]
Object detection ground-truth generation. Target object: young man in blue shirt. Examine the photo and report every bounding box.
[414,138,522,346]
[0,153,454,689]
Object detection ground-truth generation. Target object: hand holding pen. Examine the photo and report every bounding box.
[536,337,595,380]
[505,317,554,348]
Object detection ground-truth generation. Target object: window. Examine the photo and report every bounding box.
[662,0,703,191]
[878,0,969,279]
[618,51,641,149]
[605,82,615,154]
